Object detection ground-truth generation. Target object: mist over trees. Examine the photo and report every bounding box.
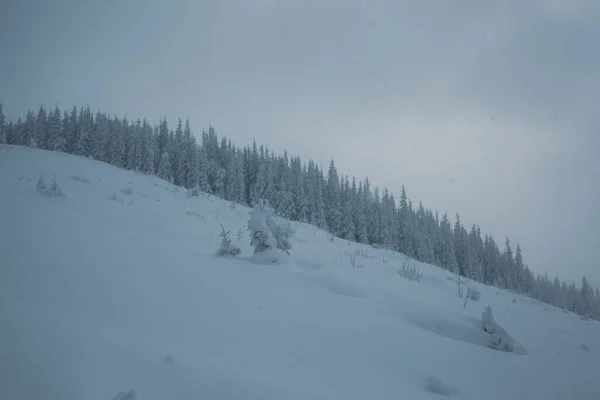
[3,103,599,321]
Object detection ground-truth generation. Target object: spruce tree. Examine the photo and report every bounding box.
[36,104,47,149]
[47,106,65,152]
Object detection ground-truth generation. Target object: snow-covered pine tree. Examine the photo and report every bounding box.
[184,119,197,189]
[141,119,155,174]
[397,186,413,255]
[216,224,241,256]
[467,224,484,282]
[580,276,594,317]
[234,153,246,204]
[380,189,396,250]
[75,107,92,157]
[197,146,211,193]
[513,243,525,293]
[501,238,515,290]
[291,157,308,222]
[212,166,226,197]
[326,160,342,235]
[274,175,294,219]
[453,214,471,278]
[313,166,328,230]
[36,104,47,150]
[225,153,237,201]
[5,120,15,145]
[172,118,185,186]
[23,111,37,148]
[157,118,169,159]
[65,106,78,154]
[439,212,457,273]
[248,199,295,254]
[45,105,66,152]
[157,152,172,182]
[354,181,369,244]
[338,176,355,240]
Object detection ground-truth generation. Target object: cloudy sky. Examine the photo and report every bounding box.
[2,0,599,285]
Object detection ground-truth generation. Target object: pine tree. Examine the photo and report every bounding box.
[225,151,241,202]
[24,111,37,148]
[326,160,342,234]
[157,118,169,158]
[5,121,15,145]
[354,181,369,244]
[438,213,457,272]
[453,214,470,277]
[45,106,63,151]
[274,175,293,219]
[157,152,172,182]
[197,146,211,193]
[339,176,355,240]
[75,107,92,157]
[36,104,47,149]
[291,157,309,222]
[580,276,594,317]
[65,106,79,154]
[514,243,525,293]
[397,186,413,255]
[173,118,185,186]
[141,119,155,174]
[313,166,328,230]
[183,119,197,189]
[501,238,515,290]
[126,119,143,171]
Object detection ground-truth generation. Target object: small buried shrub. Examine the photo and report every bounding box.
[216,224,241,256]
[398,262,423,282]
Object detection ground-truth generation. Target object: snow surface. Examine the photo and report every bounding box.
[1,144,599,400]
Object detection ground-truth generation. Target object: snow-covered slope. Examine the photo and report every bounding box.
[1,144,599,400]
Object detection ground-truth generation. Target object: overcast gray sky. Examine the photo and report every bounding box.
[2,0,599,286]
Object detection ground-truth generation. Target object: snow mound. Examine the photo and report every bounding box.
[247,248,295,266]
[423,375,460,397]
[482,306,527,355]
[403,311,493,350]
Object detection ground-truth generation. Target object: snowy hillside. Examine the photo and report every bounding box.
[1,144,599,400]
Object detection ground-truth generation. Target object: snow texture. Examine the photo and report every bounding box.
[1,145,600,400]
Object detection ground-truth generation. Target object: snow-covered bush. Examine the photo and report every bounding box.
[186,211,205,219]
[344,251,364,268]
[70,175,89,183]
[50,176,64,196]
[248,199,295,254]
[216,224,241,256]
[481,306,517,353]
[186,185,201,197]
[121,186,133,195]
[36,175,65,197]
[107,192,124,203]
[36,175,46,190]
[467,287,481,302]
[398,262,423,282]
